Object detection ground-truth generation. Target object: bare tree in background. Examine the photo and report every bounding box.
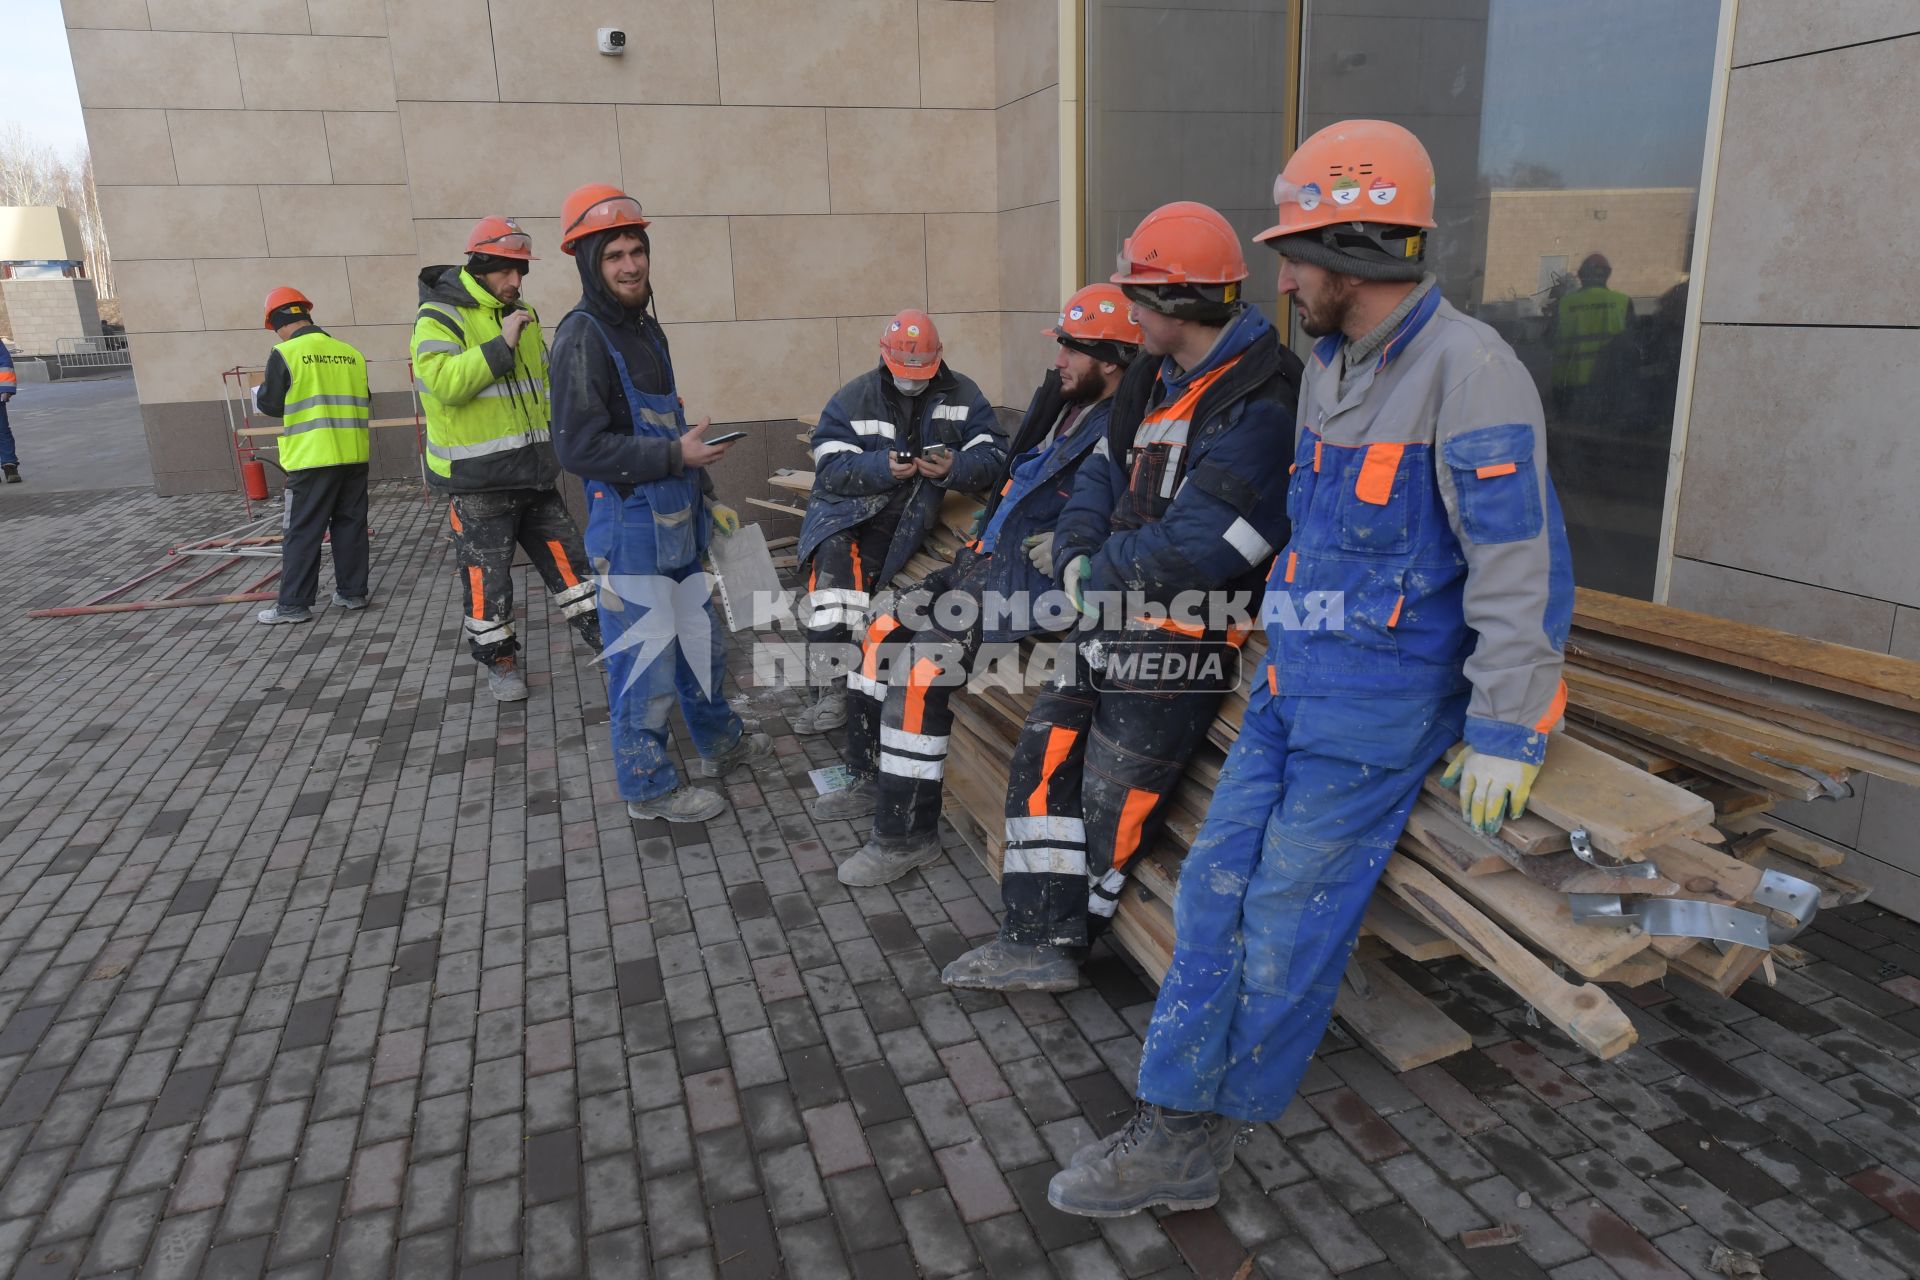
[0,123,114,299]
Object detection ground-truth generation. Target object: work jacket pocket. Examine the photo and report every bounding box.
[1335,441,1412,555]
[1441,423,1543,544]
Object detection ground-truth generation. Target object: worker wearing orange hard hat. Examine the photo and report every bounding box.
[253,286,373,625]
[1049,121,1573,1221]
[788,308,1005,762]
[411,215,601,704]
[548,183,769,825]
[821,285,1139,889]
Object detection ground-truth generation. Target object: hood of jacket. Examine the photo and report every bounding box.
[1158,302,1274,394]
[417,264,505,313]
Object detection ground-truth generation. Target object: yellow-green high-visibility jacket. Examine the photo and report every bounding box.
[273,328,370,471]
[1551,285,1631,391]
[411,265,559,492]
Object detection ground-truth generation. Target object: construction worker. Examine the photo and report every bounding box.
[789,310,1005,735]
[253,287,372,625]
[412,216,601,702]
[941,203,1302,994]
[1048,121,1572,1219]
[1550,251,1634,413]
[821,285,1142,887]
[0,336,17,482]
[547,183,769,824]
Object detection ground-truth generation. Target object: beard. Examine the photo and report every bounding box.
[1296,274,1359,338]
[1061,365,1112,404]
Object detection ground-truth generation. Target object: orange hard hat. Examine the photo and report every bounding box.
[1111,202,1248,288]
[560,183,650,256]
[879,310,942,380]
[262,285,313,330]
[1045,284,1143,363]
[1257,120,1437,244]
[467,215,536,262]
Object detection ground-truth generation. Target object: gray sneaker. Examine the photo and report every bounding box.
[696,731,772,779]
[333,593,370,610]
[1048,1103,1223,1218]
[789,691,847,735]
[836,833,945,887]
[1069,1110,1251,1173]
[486,658,529,702]
[810,776,878,820]
[256,604,312,625]
[627,785,725,824]
[941,938,1082,993]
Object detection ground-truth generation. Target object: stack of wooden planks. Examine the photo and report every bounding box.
[768,463,1919,1071]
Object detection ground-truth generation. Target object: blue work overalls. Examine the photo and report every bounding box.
[576,317,743,803]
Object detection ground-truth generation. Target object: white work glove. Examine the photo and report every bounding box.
[1024,532,1057,576]
[1063,555,1093,617]
[1440,745,1542,836]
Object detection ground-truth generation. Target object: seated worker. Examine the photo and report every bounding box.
[942,202,1302,994]
[790,311,1005,736]
[819,285,1144,888]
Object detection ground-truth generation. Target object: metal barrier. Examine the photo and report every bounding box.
[51,333,132,373]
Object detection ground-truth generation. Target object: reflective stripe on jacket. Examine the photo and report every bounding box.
[275,330,369,470]
[410,266,559,492]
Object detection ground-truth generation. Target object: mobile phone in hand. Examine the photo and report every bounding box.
[705,431,748,445]
[923,443,951,458]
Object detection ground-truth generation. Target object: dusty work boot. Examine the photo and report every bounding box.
[810,776,878,820]
[1047,1102,1224,1218]
[789,691,847,735]
[1,464,19,483]
[332,593,369,610]
[627,785,725,824]
[256,604,312,625]
[941,937,1082,993]
[837,833,945,887]
[1069,1110,1251,1172]
[696,731,773,780]
[486,658,529,703]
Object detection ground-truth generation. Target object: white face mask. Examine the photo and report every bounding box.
[893,375,927,396]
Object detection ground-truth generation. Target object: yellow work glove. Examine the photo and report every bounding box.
[707,501,740,536]
[1440,745,1541,836]
[1063,555,1093,617]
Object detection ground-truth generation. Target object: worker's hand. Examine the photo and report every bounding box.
[681,418,735,469]
[500,309,533,348]
[887,453,917,482]
[1025,532,1057,576]
[914,448,955,480]
[1440,745,1542,836]
[1063,555,1093,617]
[707,501,740,536]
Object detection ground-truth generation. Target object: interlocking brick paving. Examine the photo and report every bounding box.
[0,481,1918,1278]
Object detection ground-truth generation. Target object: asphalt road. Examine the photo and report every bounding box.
[1,370,152,493]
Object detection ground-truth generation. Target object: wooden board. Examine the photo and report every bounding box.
[1719,816,1847,870]
[1335,959,1471,1071]
[1407,798,1680,897]
[744,496,806,519]
[1669,944,1770,998]
[1591,951,1668,987]
[1362,898,1461,961]
[1564,722,1680,774]
[1418,773,1573,854]
[236,416,418,438]
[769,469,813,493]
[1642,836,1764,908]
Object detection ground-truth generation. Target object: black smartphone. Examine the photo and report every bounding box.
[705,431,748,445]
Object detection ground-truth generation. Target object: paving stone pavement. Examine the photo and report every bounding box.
[3,482,1920,1279]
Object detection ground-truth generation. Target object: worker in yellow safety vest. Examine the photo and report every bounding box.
[412,216,601,703]
[1550,252,1633,413]
[254,286,372,625]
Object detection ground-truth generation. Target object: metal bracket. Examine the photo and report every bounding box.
[1569,828,1662,880]
[1751,753,1853,800]
[1570,866,1821,950]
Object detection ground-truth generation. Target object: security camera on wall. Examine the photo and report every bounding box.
[597,28,627,55]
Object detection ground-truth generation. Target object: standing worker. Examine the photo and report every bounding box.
[412,216,601,702]
[1048,121,1573,1219]
[548,183,769,824]
[942,203,1301,993]
[1550,251,1634,415]
[790,310,1005,735]
[0,336,18,482]
[254,287,372,625]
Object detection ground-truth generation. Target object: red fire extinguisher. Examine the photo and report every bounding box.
[242,458,270,501]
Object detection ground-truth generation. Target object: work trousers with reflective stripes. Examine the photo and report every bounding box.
[1136,688,1464,1121]
[1000,653,1226,948]
[803,517,899,688]
[279,462,369,609]
[448,487,600,665]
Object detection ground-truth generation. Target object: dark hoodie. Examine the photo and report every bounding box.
[549,228,713,500]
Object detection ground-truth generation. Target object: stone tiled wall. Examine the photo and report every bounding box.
[66,0,1053,497]
[0,279,104,354]
[1670,1,1920,914]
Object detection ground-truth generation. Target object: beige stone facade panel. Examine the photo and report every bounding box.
[826,109,995,214]
[616,106,829,216]
[646,216,737,325]
[994,0,1056,110]
[999,310,1054,412]
[1896,609,1920,664]
[167,110,333,185]
[235,34,397,111]
[995,84,1057,211]
[308,0,387,36]
[920,0,996,110]
[729,214,925,321]
[330,324,418,392]
[129,328,285,403]
[1665,557,1897,652]
[345,255,421,327]
[663,319,842,424]
[323,112,407,186]
[402,102,619,220]
[146,0,309,32]
[83,109,178,186]
[260,185,415,257]
[98,185,268,260]
[114,259,206,333]
[195,256,352,331]
[713,0,920,107]
[62,0,150,29]
[68,29,244,110]
[926,213,999,313]
[996,200,1058,314]
[1734,0,1920,66]
[388,0,499,101]
[492,0,720,104]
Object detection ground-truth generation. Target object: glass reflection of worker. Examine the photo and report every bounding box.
[1550,252,1633,414]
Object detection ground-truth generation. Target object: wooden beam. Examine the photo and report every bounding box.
[1335,960,1471,1071]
